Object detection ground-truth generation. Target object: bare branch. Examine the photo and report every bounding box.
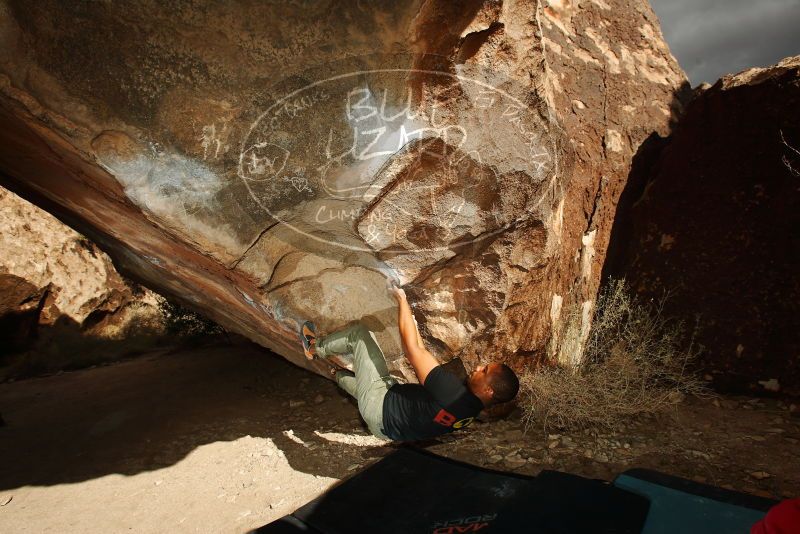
[781,130,800,157]
[780,129,800,177]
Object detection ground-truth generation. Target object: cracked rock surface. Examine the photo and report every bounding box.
[0,0,688,378]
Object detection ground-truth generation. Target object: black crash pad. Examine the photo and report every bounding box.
[255,447,649,533]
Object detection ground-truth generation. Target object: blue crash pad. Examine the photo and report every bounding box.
[614,469,776,534]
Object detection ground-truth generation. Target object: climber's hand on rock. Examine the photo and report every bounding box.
[389,284,407,303]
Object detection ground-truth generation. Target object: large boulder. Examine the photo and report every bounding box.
[0,184,164,371]
[0,0,688,378]
[606,56,800,396]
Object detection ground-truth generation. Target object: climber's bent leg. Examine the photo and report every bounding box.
[335,369,358,398]
[316,322,395,439]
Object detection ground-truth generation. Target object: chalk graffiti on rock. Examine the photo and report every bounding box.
[241,142,290,181]
[236,55,556,254]
[199,123,228,160]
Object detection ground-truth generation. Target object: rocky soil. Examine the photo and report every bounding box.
[0,341,797,533]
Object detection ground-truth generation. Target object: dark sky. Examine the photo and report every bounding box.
[649,0,800,85]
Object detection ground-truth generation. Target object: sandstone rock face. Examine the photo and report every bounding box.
[0,0,687,378]
[0,185,163,357]
[606,56,800,395]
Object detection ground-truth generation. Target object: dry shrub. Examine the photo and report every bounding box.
[156,295,225,338]
[521,278,708,432]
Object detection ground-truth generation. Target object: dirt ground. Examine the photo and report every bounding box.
[0,340,798,533]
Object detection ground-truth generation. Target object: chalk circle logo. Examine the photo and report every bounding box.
[237,53,554,254]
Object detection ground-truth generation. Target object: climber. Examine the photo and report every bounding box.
[299,283,519,441]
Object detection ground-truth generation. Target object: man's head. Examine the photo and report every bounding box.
[467,362,519,407]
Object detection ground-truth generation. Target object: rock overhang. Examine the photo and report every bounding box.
[0,0,688,378]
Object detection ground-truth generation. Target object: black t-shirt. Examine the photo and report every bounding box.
[381,365,484,441]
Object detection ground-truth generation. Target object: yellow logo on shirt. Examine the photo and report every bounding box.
[434,409,475,429]
[453,417,474,429]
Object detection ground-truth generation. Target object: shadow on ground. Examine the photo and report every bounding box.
[0,340,398,490]
[1,340,798,504]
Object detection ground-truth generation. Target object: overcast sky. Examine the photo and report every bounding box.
[649,0,800,85]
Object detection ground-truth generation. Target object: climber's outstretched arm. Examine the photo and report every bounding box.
[390,286,439,385]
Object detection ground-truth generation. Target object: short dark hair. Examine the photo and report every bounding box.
[489,364,519,404]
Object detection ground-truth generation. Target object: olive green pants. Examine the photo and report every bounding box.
[315,322,396,440]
